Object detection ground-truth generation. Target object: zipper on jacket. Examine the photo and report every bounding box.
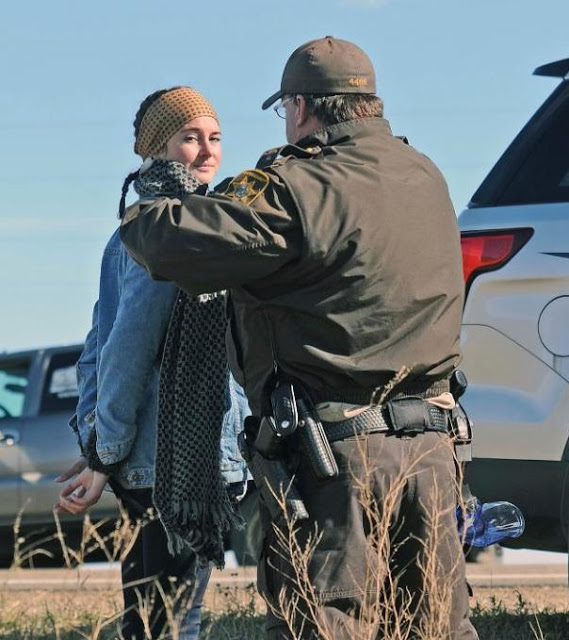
[264,308,279,378]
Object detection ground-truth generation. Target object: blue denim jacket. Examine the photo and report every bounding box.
[72,228,249,489]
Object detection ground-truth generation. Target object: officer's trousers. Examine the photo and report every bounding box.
[257,430,479,640]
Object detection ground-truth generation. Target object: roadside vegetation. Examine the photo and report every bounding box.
[2,446,568,640]
[1,585,568,639]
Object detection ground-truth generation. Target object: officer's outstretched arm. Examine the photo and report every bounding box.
[120,169,301,295]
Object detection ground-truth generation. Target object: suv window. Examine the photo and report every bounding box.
[498,96,569,205]
[40,351,81,415]
[471,81,569,208]
[0,357,31,419]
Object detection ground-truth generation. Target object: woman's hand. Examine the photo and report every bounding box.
[55,456,88,483]
[56,468,109,515]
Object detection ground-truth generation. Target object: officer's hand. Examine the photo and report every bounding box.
[55,457,88,483]
[55,468,109,515]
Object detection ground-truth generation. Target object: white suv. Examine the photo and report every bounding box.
[458,57,569,554]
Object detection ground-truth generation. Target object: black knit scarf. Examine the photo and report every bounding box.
[133,160,242,567]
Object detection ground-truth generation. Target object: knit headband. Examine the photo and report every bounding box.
[134,87,218,159]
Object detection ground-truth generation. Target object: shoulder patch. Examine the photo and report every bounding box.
[222,170,270,206]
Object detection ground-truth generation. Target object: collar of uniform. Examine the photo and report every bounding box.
[256,117,394,169]
[297,115,392,151]
[255,147,283,169]
[255,143,322,169]
[279,143,322,159]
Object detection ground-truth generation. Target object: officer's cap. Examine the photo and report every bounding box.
[262,36,376,110]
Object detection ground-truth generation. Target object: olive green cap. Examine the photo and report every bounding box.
[262,36,376,110]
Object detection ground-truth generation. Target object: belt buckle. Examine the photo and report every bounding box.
[387,396,429,434]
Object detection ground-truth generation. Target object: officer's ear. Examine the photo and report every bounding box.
[294,95,310,127]
[294,95,322,135]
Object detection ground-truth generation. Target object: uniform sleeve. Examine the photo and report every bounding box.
[94,248,178,466]
[120,171,302,295]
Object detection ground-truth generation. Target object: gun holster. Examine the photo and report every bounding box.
[294,389,339,481]
[238,416,308,523]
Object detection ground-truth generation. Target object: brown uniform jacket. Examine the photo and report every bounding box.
[121,117,464,415]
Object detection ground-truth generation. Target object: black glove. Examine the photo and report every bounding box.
[226,480,247,508]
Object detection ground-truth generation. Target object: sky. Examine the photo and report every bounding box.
[1,0,568,352]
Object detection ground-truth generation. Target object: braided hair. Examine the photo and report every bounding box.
[118,87,182,218]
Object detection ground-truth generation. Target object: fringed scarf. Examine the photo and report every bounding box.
[133,159,242,567]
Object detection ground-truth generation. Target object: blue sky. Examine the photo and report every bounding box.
[1,0,568,351]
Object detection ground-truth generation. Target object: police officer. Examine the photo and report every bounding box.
[121,36,478,640]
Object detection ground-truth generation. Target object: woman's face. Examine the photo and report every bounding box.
[162,115,222,184]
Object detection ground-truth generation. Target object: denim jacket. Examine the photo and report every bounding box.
[71,228,249,489]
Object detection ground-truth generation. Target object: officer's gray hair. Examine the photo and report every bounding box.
[299,93,384,126]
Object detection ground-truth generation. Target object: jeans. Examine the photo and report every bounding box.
[111,484,209,640]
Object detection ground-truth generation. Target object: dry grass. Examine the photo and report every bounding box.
[3,583,567,620]
[0,584,568,639]
[2,431,568,639]
[11,502,140,571]
[5,505,197,639]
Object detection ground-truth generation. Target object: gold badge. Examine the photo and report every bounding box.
[348,77,368,87]
[223,170,270,205]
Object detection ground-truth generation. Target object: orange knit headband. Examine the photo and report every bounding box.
[134,87,218,158]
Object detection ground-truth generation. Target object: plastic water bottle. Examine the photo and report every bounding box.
[456,499,525,548]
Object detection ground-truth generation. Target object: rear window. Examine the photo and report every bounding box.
[498,97,569,205]
[40,351,81,415]
[470,80,569,208]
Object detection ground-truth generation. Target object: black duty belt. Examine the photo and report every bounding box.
[321,398,450,444]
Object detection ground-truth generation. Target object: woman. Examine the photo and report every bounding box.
[57,86,248,640]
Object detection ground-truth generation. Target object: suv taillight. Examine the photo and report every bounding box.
[460,228,533,296]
